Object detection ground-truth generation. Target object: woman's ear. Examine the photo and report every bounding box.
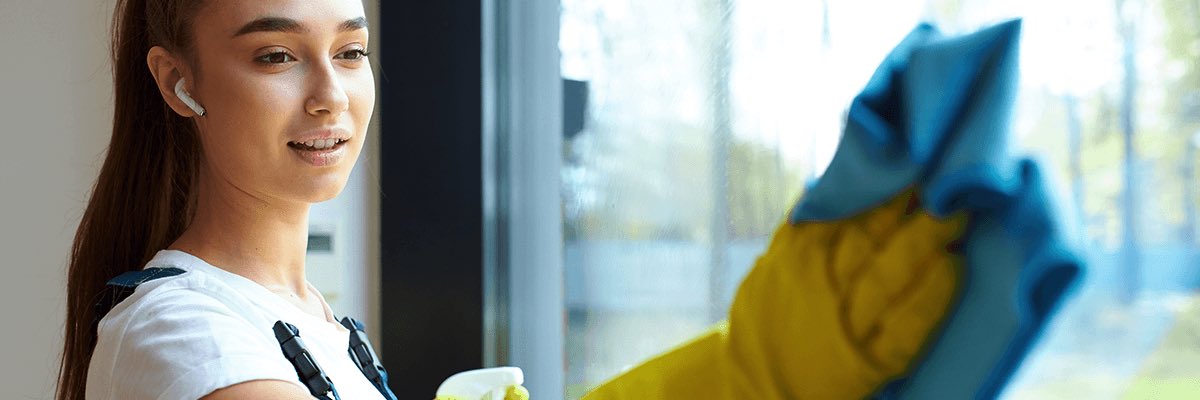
[146,47,203,118]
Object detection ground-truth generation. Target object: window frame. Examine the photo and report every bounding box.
[379,1,564,398]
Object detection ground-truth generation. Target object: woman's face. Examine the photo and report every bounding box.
[187,0,374,204]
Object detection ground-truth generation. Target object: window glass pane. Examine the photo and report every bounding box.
[559,0,1200,398]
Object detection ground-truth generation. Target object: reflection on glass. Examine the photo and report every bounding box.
[560,0,1200,398]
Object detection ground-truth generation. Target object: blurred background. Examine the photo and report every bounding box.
[1,0,1197,399]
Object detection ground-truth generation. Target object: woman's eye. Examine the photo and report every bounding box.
[336,49,371,61]
[256,51,295,64]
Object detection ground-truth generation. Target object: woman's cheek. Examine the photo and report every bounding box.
[246,80,297,114]
[349,75,376,128]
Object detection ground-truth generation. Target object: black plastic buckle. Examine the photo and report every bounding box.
[340,317,397,400]
[274,321,340,400]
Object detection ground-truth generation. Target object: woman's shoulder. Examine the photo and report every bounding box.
[100,250,276,326]
[93,250,281,358]
[98,262,256,327]
[86,252,298,400]
[99,266,256,332]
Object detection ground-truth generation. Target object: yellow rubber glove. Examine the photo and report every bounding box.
[584,190,967,399]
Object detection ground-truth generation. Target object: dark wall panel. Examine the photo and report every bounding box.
[379,2,483,397]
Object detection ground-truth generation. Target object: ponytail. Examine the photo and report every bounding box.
[56,0,204,398]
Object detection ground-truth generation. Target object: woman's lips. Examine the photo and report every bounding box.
[288,139,349,166]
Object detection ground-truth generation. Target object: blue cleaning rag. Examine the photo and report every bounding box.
[789,19,1085,399]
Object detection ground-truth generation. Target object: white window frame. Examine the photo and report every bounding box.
[482,1,565,399]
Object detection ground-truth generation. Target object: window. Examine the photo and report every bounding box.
[558,0,1200,398]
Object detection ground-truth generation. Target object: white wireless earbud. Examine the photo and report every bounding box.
[174,78,206,117]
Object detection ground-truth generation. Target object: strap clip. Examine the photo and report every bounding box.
[341,317,397,400]
[274,321,341,400]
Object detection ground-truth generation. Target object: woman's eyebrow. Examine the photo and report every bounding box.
[233,16,369,38]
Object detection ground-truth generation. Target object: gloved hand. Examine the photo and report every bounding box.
[584,189,967,399]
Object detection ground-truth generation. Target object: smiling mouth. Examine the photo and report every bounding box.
[287,138,349,151]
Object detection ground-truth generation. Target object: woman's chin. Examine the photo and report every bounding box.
[308,186,346,203]
[307,190,342,203]
[285,177,349,204]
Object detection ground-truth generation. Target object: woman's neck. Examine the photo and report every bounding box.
[169,176,313,299]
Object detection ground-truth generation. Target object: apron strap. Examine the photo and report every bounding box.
[340,317,398,400]
[93,267,187,326]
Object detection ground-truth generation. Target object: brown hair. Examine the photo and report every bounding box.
[57,0,206,398]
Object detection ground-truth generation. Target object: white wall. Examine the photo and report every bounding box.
[0,1,380,398]
[1,1,116,398]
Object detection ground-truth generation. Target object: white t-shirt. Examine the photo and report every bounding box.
[86,250,387,400]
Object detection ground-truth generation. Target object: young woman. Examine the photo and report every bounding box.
[56,0,385,398]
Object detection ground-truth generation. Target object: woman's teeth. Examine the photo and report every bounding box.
[290,139,344,150]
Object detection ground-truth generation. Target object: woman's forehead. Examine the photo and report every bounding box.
[195,0,367,38]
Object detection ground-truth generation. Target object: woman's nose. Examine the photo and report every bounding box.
[305,61,350,117]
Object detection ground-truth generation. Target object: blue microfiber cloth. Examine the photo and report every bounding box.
[789,19,1085,399]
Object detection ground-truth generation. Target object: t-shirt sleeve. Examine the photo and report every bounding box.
[97,288,301,400]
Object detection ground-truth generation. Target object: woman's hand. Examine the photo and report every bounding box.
[726,189,966,398]
[585,189,967,400]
